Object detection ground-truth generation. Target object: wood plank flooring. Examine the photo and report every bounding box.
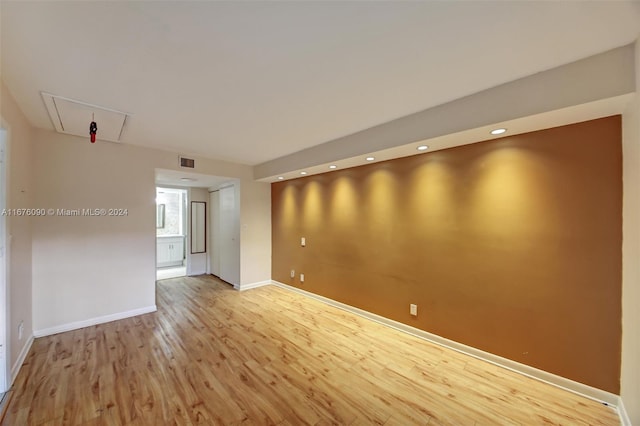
[3,275,620,425]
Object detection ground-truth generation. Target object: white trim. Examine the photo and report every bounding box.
[40,92,131,115]
[187,266,207,276]
[236,280,271,292]
[0,126,8,394]
[618,397,631,426]
[270,280,620,407]
[10,334,33,385]
[33,305,157,338]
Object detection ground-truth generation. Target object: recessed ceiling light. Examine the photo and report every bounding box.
[329,165,337,169]
[366,157,375,161]
[300,171,307,175]
[180,177,196,182]
[491,128,507,135]
[417,145,428,151]
[277,176,284,180]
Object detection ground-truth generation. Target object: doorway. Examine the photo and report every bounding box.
[156,187,187,280]
[154,168,241,287]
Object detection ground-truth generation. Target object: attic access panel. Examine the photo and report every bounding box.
[41,92,129,143]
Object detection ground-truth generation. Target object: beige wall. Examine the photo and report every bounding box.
[621,38,640,424]
[272,117,623,393]
[240,180,272,285]
[31,129,271,334]
[32,132,158,332]
[0,80,34,378]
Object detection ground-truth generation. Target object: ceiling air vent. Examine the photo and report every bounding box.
[180,157,195,168]
[41,92,129,143]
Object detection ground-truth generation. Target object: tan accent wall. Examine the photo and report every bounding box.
[272,116,622,393]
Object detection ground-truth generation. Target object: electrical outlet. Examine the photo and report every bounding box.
[300,273,305,282]
[290,269,295,278]
[301,237,306,247]
[18,321,24,340]
[410,304,418,316]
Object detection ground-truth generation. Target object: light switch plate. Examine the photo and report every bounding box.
[410,304,418,316]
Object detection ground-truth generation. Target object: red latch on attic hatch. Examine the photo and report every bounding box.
[89,113,97,143]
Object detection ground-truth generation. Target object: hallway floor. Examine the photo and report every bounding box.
[156,265,186,281]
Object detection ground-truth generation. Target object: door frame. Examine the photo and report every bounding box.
[155,186,187,277]
[0,126,10,393]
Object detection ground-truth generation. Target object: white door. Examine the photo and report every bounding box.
[156,240,171,267]
[0,128,8,393]
[209,191,220,276]
[219,185,240,286]
[169,239,185,263]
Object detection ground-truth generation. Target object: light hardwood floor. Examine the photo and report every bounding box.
[3,275,620,425]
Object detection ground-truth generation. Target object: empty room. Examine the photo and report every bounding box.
[1,1,640,425]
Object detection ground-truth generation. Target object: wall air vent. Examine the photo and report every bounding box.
[41,92,129,143]
[180,157,195,168]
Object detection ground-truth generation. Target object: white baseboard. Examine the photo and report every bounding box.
[10,334,34,385]
[236,280,271,292]
[188,268,207,276]
[33,305,157,338]
[618,397,631,426]
[270,280,620,407]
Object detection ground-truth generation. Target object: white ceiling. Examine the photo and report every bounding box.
[2,1,640,166]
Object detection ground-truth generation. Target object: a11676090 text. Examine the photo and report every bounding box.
[1,208,129,217]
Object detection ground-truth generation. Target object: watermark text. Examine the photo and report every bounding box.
[1,208,129,217]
